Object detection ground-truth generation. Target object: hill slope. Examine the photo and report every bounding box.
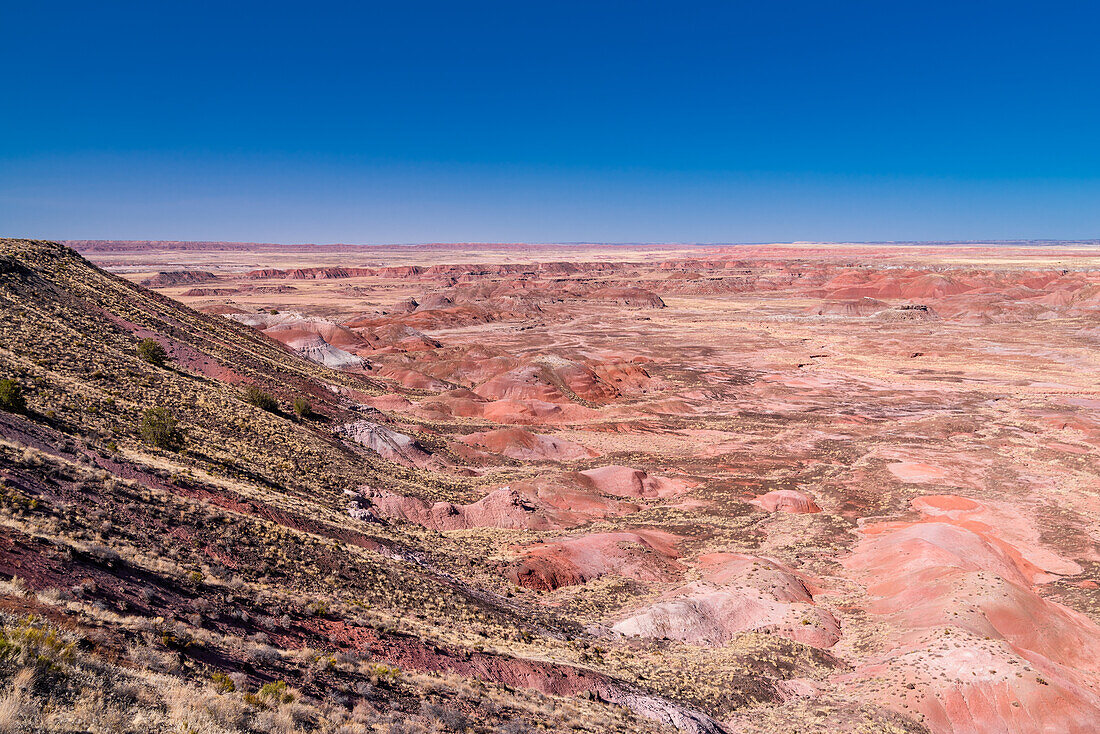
[0,239,731,734]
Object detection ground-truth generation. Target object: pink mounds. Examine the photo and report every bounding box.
[474,366,569,403]
[902,494,1083,583]
[750,489,821,514]
[589,359,653,394]
[841,494,1100,732]
[887,462,952,484]
[351,480,642,532]
[577,465,691,499]
[840,635,1100,734]
[613,553,840,648]
[373,365,447,391]
[479,399,600,425]
[458,428,599,461]
[508,530,684,590]
[553,361,622,404]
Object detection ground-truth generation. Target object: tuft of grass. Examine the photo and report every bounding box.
[292,397,312,419]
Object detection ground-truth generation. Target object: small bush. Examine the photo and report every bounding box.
[245,680,294,708]
[292,398,312,419]
[367,663,400,686]
[244,387,278,412]
[140,408,183,449]
[136,338,168,367]
[0,379,25,414]
[211,671,236,693]
[0,616,76,671]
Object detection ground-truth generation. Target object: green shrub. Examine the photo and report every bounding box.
[211,671,236,693]
[292,397,312,418]
[367,663,401,686]
[244,386,278,412]
[0,616,76,671]
[140,407,183,449]
[0,379,25,413]
[244,679,293,707]
[136,338,168,367]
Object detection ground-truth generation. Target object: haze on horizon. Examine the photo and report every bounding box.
[3,1,1100,244]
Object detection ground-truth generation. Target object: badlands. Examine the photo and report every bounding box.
[1,238,1099,733]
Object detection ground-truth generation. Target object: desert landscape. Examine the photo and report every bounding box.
[0,237,1097,732]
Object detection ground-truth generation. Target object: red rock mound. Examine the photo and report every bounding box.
[750,489,821,514]
[459,428,598,461]
[475,366,569,403]
[509,530,684,590]
[577,465,691,499]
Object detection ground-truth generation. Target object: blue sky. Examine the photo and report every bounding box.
[3,1,1099,243]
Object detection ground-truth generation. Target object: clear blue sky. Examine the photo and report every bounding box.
[3,1,1099,243]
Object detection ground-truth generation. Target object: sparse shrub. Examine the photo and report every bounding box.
[0,616,76,671]
[211,671,236,693]
[136,338,168,367]
[292,397,312,419]
[0,380,25,414]
[367,663,400,686]
[245,680,294,707]
[140,407,183,449]
[244,386,278,412]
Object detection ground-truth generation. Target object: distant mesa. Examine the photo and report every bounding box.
[809,298,889,317]
[874,303,941,321]
[140,270,218,287]
[588,287,666,308]
[182,287,239,297]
